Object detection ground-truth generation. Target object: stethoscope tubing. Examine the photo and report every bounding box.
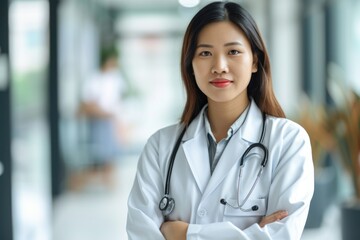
[164,127,187,195]
[160,111,268,216]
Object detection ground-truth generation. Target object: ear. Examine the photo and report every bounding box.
[252,54,258,73]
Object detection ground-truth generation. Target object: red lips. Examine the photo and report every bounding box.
[210,78,232,88]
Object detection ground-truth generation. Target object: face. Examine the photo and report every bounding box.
[192,21,257,105]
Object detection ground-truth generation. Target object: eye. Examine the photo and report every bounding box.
[229,49,241,55]
[199,51,212,57]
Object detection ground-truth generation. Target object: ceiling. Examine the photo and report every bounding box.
[91,0,256,37]
[97,0,229,11]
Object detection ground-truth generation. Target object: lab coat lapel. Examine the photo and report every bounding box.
[202,100,264,200]
[182,107,211,194]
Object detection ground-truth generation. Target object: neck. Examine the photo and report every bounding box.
[207,97,249,142]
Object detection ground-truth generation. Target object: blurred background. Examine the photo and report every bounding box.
[0,0,360,239]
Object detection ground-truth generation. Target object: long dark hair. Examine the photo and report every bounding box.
[180,1,285,126]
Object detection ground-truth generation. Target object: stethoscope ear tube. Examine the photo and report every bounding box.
[241,143,268,167]
[220,198,259,212]
[240,112,268,167]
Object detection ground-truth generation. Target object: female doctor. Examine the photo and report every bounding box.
[126,1,314,239]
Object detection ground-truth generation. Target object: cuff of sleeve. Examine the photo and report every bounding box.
[243,223,262,239]
[186,224,202,239]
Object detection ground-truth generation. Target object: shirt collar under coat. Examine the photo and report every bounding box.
[181,98,264,144]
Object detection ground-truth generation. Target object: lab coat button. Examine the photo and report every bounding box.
[198,208,207,217]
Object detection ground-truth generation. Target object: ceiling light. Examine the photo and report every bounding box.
[178,0,200,8]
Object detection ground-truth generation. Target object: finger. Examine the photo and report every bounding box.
[259,210,288,227]
[270,210,288,220]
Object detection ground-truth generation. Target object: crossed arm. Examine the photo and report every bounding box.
[160,210,289,240]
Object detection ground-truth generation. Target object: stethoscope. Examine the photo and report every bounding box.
[159,112,268,217]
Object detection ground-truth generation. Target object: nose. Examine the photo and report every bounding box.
[211,55,229,74]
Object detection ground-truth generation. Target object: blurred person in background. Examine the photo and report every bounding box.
[126,1,313,240]
[75,45,127,191]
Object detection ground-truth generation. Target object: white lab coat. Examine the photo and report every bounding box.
[126,100,314,240]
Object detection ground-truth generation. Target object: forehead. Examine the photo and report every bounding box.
[197,21,249,45]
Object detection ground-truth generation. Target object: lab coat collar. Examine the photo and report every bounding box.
[181,105,210,193]
[182,104,208,142]
[180,99,264,195]
[182,99,263,143]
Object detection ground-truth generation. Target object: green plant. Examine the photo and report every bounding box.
[327,64,360,200]
[295,97,335,171]
[296,63,360,200]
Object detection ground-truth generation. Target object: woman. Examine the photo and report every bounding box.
[126,2,314,239]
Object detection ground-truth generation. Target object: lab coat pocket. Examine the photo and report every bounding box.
[223,198,267,229]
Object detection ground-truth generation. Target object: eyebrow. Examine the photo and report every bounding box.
[196,41,243,48]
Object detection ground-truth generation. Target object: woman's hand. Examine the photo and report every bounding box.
[259,210,288,228]
[160,221,189,240]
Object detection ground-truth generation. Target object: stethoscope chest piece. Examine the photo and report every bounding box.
[159,195,175,217]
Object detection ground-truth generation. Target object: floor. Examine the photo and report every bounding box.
[52,154,342,240]
[52,156,136,240]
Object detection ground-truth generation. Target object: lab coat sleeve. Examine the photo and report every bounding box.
[187,222,252,240]
[250,123,314,239]
[187,123,314,240]
[126,132,166,240]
